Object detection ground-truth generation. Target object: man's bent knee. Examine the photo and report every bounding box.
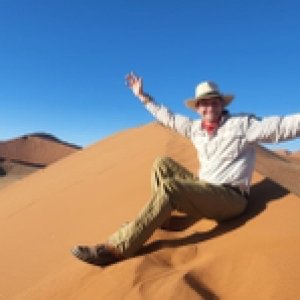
[160,178,182,209]
[152,156,173,171]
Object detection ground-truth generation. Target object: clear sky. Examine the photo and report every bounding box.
[0,0,299,150]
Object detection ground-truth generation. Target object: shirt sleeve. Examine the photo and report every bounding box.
[144,100,193,138]
[246,113,300,143]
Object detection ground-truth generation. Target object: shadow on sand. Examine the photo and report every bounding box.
[138,178,289,256]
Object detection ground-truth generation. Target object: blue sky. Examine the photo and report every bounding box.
[0,0,299,150]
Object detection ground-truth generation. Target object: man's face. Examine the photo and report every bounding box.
[196,97,224,122]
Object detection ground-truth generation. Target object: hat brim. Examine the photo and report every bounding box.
[185,94,234,110]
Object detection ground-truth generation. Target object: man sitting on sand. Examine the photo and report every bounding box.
[71,73,300,266]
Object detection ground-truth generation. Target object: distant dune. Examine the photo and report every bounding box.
[0,132,81,165]
[275,149,300,164]
[255,145,300,195]
[0,133,81,189]
[0,123,299,300]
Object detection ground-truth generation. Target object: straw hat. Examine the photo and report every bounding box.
[185,81,234,110]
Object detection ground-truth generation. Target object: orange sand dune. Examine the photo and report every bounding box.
[0,133,81,166]
[0,123,299,300]
[275,149,300,164]
[294,151,300,157]
[255,145,300,195]
[288,151,300,164]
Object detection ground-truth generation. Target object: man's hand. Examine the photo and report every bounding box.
[125,72,143,97]
[125,72,152,104]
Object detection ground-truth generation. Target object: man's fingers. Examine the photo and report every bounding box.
[126,72,140,81]
[125,72,142,91]
[125,73,134,86]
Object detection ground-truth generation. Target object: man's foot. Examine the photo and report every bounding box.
[71,244,124,267]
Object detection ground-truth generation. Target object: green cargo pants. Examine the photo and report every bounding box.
[108,157,248,258]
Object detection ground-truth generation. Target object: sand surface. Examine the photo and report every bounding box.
[0,123,299,300]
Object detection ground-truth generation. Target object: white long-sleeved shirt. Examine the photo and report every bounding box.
[145,101,300,192]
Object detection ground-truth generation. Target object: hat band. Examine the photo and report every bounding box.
[196,91,222,99]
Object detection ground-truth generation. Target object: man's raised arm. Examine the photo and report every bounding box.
[125,72,193,138]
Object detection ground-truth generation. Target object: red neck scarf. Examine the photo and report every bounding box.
[202,118,221,134]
